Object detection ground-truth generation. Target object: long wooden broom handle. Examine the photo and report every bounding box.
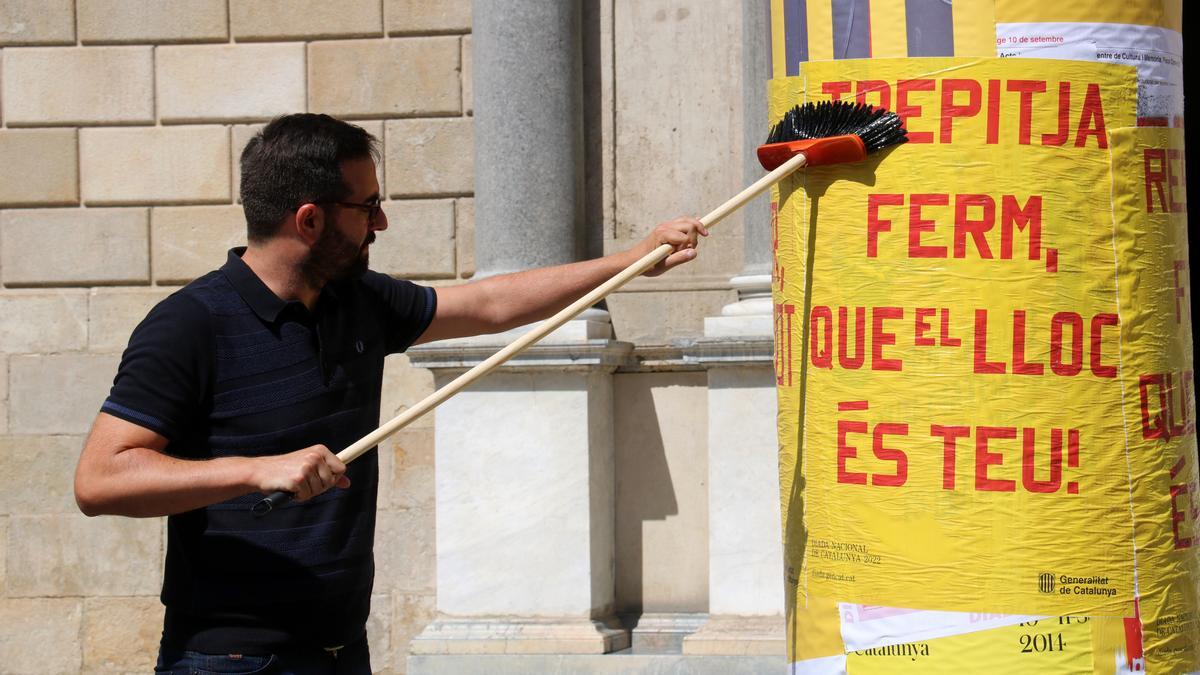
[335,151,809,465]
[252,151,808,514]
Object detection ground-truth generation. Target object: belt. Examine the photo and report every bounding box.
[323,644,346,659]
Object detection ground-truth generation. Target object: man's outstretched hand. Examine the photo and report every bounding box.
[635,217,709,277]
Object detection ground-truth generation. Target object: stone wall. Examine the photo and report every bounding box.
[0,1,749,672]
[0,1,471,671]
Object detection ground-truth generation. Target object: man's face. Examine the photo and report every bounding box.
[305,157,386,283]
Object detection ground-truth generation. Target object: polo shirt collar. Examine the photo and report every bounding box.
[221,247,291,323]
[221,248,342,324]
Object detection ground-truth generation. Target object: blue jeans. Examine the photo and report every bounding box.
[154,633,370,675]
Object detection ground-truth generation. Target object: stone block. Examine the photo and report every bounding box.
[392,593,436,673]
[0,0,74,45]
[455,197,474,278]
[368,593,393,673]
[374,200,456,278]
[7,353,121,434]
[231,0,382,40]
[152,205,246,283]
[0,129,79,206]
[78,0,227,43]
[0,435,86,515]
[82,597,164,673]
[0,208,149,285]
[6,513,162,596]
[380,426,434,510]
[430,371,616,616]
[376,507,436,594]
[0,290,89,353]
[461,35,473,115]
[2,46,155,125]
[385,0,471,34]
[88,287,174,352]
[384,118,474,197]
[0,598,82,673]
[308,37,460,118]
[81,126,231,204]
[157,43,306,123]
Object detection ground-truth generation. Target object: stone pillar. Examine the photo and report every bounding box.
[467,0,611,341]
[685,0,785,656]
[472,0,584,277]
[407,342,633,661]
[681,341,785,656]
[408,0,631,664]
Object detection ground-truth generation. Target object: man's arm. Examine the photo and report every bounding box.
[415,217,707,344]
[74,413,350,518]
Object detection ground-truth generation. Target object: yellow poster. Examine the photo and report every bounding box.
[772,57,1140,620]
[1110,126,1199,674]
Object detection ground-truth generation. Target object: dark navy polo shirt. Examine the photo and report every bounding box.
[101,248,435,653]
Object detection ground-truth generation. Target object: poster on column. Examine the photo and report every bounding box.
[993,0,1183,125]
[771,57,1140,619]
[1109,126,1199,674]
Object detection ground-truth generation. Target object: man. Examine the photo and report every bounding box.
[73,114,706,672]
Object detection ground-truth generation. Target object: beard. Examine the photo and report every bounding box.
[301,222,373,287]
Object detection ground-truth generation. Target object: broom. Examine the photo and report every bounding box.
[254,100,907,515]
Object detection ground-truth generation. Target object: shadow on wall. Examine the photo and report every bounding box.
[613,372,709,619]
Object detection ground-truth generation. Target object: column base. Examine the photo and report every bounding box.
[703,274,773,337]
[624,612,709,653]
[409,616,630,655]
[681,615,785,656]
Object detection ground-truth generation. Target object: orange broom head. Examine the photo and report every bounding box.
[757,135,866,171]
[757,101,907,171]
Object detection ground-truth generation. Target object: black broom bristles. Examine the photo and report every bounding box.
[766,100,908,153]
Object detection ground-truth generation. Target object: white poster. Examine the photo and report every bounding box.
[996,22,1183,124]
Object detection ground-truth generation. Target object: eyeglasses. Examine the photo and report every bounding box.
[321,198,383,224]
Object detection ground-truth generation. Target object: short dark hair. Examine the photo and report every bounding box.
[240,114,380,243]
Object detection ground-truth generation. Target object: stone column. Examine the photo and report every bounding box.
[408,0,630,664]
[467,0,611,341]
[685,0,786,656]
[682,345,785,655]
[472,0,584,277]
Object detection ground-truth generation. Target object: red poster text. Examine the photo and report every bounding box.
[1138,370,1195,442]
[820,78,1108,148]
[835,402,1084,495]
[866,193,1051,269]
[1144,148,1187,214]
